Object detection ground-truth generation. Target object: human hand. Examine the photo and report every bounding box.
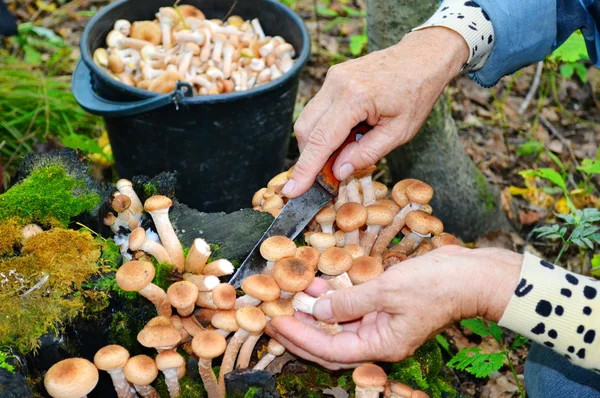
[265,246,523,370]
[281,27,469,198]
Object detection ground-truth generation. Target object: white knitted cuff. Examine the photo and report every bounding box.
[499,252,600,372]
[412,0,494,72]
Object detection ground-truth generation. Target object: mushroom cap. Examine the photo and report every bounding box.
[44,358,99,398]
[116,178,133,191]
[431,233,460,249]
[334,230,346,247]
[308,232,336,251]
[344,244,365,259]
[372,181,388,200]
[405,211,443,236]
[260,236,297,261]
[167,281,199,309]
[191,330,227,359]
[318,247,353,275]
[211,309,239,332]
[146,315,173,328]
[295,246,320,272]
[130,21,161,45]
[374,199,400,214]
[184,42,201,54]
[155,350,185,371]
[235,306,267,333]
[267,171,290,191]
[241,274,281,302]
[348,256,384,285]
[157,6,180,23]
[212,283,237,309]
[94,345,130,370]
[421,204,433,214]
[352,363,387,389]
[123,355,158,386]
[391,179,420,208]
[252,187,267,207]
[382,250,408,269]
[353,165,377,179]
[336,202,367,232]
[387,380,415,396]
[366,204,395,226]
[178,4,205,19]
[194,308,217,327]
[128,227,147,251]
[272,257,315,292]
[149,70,184,93]
[115,260,155,291]
[267,339,286,356]
[315,206,336,224]
[137,325,182,348]
[112,194,131,213]
[405,181,433,205]
[144,195,173,212]
[259,298,294,318]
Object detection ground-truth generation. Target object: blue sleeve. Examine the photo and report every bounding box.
[469,0,591,87]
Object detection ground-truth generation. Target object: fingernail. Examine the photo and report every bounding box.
[281,179,296,197]
[313,298,333,321]
[338,163,355,180]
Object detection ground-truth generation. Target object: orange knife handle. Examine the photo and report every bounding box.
[315,122,373,196]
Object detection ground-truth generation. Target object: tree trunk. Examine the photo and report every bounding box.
[367,0,513,241]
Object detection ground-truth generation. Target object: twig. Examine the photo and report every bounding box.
[222,0,238,22]
[518,61,544,115]
[538,114,580,169]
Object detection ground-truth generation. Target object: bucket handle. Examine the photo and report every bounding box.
[72,60,193,117]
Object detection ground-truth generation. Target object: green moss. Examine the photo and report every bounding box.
[0,218,22,257]
[276,362,334,397]
[0,165,101,226]
[154,261,175,291]
[244,387,260,398]
[473,172,496,212]
[98,237,121,269]
[155,373,206,398]
[144,182,159,198]
[108,311,138,352]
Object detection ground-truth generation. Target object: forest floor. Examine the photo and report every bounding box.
[3,0,600,396]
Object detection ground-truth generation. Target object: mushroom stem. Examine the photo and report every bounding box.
[161,368,180,398]
[391,231,428,256]
[251,19,265,39]
[253,339,285,371]
[201,259,234,277]
[326,273,353,290]
[134,384,159,398]
[335,180,348,210]
[234,295,261,309]
[361,225,382,256]
[218,329,249,390]
[185,238,211,274]
[139,283,172,318]
[371,203,422,257]
[346,179,361,203]
[183,273,219,292]
[106,369,135,398]
[144,196,185,272]
[199,358,223,398]
[236,333,262,368]
[292,292,318,314]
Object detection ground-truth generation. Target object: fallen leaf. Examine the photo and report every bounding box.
[322,387,350,398]
[519,210,544,225]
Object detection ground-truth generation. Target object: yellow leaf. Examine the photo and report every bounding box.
[35,0,56,11]
[97,131,110,148]
[508,186,529,196]
[554,197,570,214]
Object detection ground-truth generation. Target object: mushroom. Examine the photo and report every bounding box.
[218,307,266,390]
[352,363,388,398]
[129,227,172,265]
[211,309,239,337]
[116,260,172,317]
[308,232,337,252]
[227,15,244,27]
[235,274,280,308]
[336,202,367,245]
[167,281,199,316]
[107,30,153,50]
[384,381,427,398]
[201,258,235,277]
[178,42,201,75]
[334,230,346,247]
[180,314,205,337]
[318,247,353,276]
[195,283,236,310]
[94,345,134,398]
[361,204,395,255]
[371,180,433,257]
[170,314,192,342]
[137,324,182,352]
[93,48,109,68]
[353,166,378,206]
[294,246,320,272]
[347,256,384,285]
[259,236,297,274]
[44,358,99,398]
[22,223,43,240]
[335,179,348,210]
[177,4,205,20]
[114,19,132,36]
[326,272,353,290]
[392,210,443,256]
[411,240,432,257]
[211,33,228,63]
[291,291,319,314]
[253,338,286,371]
[155,350,185,398]
[174,28,205,45]
[156,7,180,50]
[431,232,460,249]
[251,18,265,39]
[123,355,159,398]
[315,206,336,234]
[130,21,162,45]
[182,272,220,292]
[148,70,184,94]
[381,250,408,269]
[144,195,185,272]
[185,238,211,274]
[345,178,362,203]
[259,298,294,320]
[199,28,212,62]
[141,61,164,80]
[344,243,365,259]
[272,257,315,297]
[192,330,227,398]
[373,181,388,200]
[222,43,236,78]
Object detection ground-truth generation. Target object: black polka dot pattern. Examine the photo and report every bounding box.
[583,306,592,315]
[560,288,572,297]
[566,274,579,285]
[568,346,575,353]
[515,278,533,297]
[536,300,552,317]
[577,348,586,359]
[555,305,564,316]
[541,260,555,269]
[531,323,545,335]
[548,329,558,339]
[584,286,597,300]
[577,325,585,334]
[584,330,595,344]
[544,341,555,348]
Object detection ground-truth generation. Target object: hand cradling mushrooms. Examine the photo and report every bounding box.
[44,169,457,397]
[92,4,296,95]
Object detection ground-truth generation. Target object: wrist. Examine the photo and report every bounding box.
[400,27,469,83]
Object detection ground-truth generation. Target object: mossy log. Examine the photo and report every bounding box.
[367,0,513,241]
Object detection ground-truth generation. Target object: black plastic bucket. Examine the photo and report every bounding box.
[73,0,309,212]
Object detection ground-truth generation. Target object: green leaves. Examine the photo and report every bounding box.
[516,140,544,156]
[460,318,503,343]
[550,31,589,63]
[520,168,567,192]
[447,348,505,378]
[578,158,600,175]
[349,34,368,57]
[592,254,600,277]
[511,335,529,350]
[535,224,567,240]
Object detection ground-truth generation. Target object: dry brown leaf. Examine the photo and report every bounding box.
[519,210,544,225]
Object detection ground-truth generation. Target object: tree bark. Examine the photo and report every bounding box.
[367,0,512,241]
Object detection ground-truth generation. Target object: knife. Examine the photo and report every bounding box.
[229,122,372,288]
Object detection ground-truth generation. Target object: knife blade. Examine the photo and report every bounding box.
[228,122,372,288]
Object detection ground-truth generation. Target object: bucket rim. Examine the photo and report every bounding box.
[80,0,310,104]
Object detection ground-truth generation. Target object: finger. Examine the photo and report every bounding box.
[282,101,366,198]
[312,279,380,323]
[269,315,373,363]
[332,119,404,178]
[294,94,333,152]
[304,278,332,297]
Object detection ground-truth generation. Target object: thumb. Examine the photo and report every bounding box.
[332,121,404,180]
[313,280,380,323]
